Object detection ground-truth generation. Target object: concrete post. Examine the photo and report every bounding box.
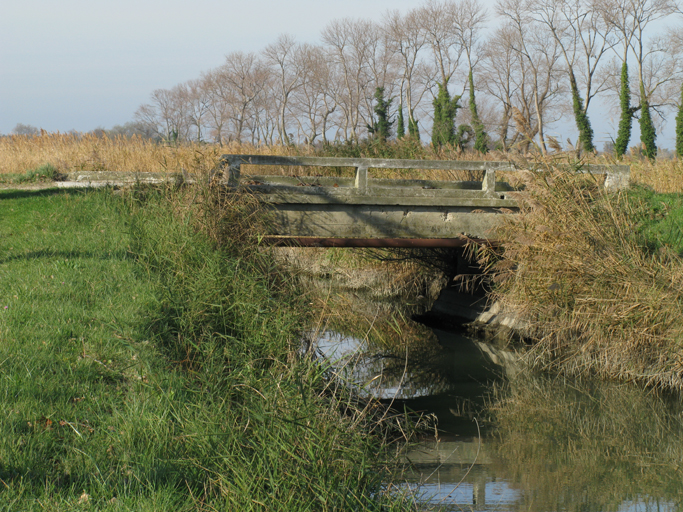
[482,169,496,196]
[355,165,368,194]
[604,169,630,191]
[227,161,241,186]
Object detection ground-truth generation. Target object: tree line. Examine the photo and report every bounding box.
[26,0,683,158]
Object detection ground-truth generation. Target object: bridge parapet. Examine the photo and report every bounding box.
[220,155,629,246]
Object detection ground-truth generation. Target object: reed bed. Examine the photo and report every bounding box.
[0,133,306,178]
[479,168,683,390]
[628,157,683,193]
[4,133,683,192]
[0,133,535,183]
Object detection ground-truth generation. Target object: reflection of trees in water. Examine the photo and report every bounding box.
[315,330,450,399]
[488,374,683,511]
[312,287,507,400]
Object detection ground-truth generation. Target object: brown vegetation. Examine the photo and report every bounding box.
[478,167,683,390]
[5,133,683,193]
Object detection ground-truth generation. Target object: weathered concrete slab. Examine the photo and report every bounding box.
[267,205,507,239]
[55,157,630,243]
[220,155,629,242]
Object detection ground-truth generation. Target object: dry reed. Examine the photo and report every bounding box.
[0,132,547,183]
[0,133,306,177]
[4,133,683,192]
[480,169,683,390]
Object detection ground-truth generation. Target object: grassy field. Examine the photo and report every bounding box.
[0,186,417,511]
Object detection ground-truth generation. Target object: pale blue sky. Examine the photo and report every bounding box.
[1,0,421,134]
[1,0,677,148]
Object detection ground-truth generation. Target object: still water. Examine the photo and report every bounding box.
[312,313,683,511]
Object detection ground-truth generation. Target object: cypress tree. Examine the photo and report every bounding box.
[675,83,683,158]
[468,70,488,154]
[431,83,460,148]
[639,83,657,161]
[615,62,633,158]
[397,103,405,139]
[367,87,393,141]
[569,72,595,154]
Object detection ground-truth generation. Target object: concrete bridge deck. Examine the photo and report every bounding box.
[56,155,629,247]
[221,154,630,247]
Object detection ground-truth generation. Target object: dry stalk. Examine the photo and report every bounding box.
[479,166,683,391]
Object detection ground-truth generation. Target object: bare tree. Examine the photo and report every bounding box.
[11,123,40,136]
[456,0,489,151]
[135,85,192,143]
[207,52,271,144]
[529,0,615,152]
[322,18,378,141]
[201,69,232,145]
[362,21,401,132]
[497,0,565,154]
[289,44,341,144]
[481,26,520,149]
[417,0,467,88]
[383,8,433,138]
[183,79,211,143]
[262,34,308,145]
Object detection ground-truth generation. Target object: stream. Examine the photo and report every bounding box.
[311,292,683,512]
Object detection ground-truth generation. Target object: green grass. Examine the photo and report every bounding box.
[627,184,683,255]
[0,187,416,511]
[0,163,61,184]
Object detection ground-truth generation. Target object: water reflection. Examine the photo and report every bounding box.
[313,309,683,511]
[312,326,508,401]
[485,374,683,512]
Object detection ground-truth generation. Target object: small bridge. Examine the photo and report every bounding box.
[223,155,630,248]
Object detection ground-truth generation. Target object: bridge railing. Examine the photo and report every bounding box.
[217,155,630,244]
[220,154,630,194]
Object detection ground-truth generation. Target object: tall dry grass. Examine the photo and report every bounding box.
[479,169,683,390]
[0,133,306,177]
[626,157,683,193]
[4,132,683,191]
[0,132,564,182]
